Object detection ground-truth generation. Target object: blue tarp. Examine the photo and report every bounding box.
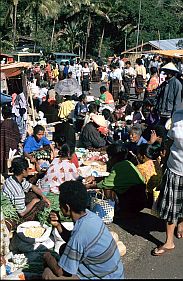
[0,93,12,105]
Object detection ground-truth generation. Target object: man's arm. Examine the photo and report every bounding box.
[31,184,51,207]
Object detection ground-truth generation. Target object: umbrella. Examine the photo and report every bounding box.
[54,78,82,97]
[0,92,12,105]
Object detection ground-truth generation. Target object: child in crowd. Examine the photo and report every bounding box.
[131,101,145,125]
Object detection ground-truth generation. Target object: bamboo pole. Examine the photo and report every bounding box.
[27,83,36,126]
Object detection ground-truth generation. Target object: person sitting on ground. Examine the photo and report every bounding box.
[23,124,55,163]
[83,102,98,127]
[85,143,146,215]
[142,98,160,126]
[58,95,75,121]
[96,86,115,110]
[131,101,145,125]
[2,156,50,222]
[0,105,21,176]
[101,108,115,144]
[136,143,162,208]
[114,93,133,121]
[40,144,79,194]
[80,114,107,149]
[125,125,147,155]
[74,93,88,132]
[54,118,76,158]
[42,181,124,279]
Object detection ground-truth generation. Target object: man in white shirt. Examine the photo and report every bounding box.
[75,59,82,86]
[68,60,77,79]
[109,64,122,101]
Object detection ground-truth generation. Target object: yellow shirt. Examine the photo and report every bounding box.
[137,160,162,193]
[58,100,75,119]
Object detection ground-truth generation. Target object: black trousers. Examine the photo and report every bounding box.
[81,76,90,92]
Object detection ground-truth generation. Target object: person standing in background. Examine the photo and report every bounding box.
[155,62,183,126]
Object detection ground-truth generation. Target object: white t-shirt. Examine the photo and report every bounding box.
[75,64,82,77]
[81,67,90,77]
[167,109,183,176]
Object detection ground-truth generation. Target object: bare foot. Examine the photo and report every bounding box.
[177,220,183,238]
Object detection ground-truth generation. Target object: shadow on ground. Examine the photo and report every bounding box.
[114,208,165,247]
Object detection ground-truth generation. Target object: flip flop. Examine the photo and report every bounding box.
[152,246,175,256]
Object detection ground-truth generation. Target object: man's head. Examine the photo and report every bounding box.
[125,61,131,68]
[2,105,12,119]
[33,125,45,141]
[9,156,29,177]
[100,86,107,94]
[59,181,89,217]
[129,125,142,143]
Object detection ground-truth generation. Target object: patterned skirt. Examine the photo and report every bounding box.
[157,168,183,224]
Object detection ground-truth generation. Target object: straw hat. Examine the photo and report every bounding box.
[91,114,106,127]
[161,62,179,73]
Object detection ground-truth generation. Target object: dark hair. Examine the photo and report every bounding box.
[79,93,86,102]
[102,108,113,122]
[136,58,143,65]
[100,86,107,93]
[54,136,66,147]
[33,125,45,136]
[137,143,161,160]
[119,93,129,103]
[70,60,74,66]
[106,143,128,160]
[59,181,89,213]
[58,143,70,158]
[2,105,12,119]
[9,156,29,175]
[150,67,158,75]
[88,102,97,113]
[125,61,131,66]
[132,101,143,111]
[153,125,166,141]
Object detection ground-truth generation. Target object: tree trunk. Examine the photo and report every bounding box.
[34,2,39,52]
[13,4,17,50]
[50,18,56,51]
[84,14,91,60]
[98,25,105,57]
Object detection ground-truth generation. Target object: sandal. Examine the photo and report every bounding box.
[152,245,175,256]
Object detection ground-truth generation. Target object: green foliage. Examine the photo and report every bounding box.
[37,192,71,226]
[1,0,183,56]
[1,192,20,221]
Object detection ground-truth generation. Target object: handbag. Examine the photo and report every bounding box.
[90,190,115,224]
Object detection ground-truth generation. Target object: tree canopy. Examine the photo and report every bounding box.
[1,0,183,58]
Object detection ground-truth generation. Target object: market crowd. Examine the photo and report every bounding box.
[0,53,183,279]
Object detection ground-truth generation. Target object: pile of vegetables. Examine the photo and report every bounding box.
[37,193,71,226]
[1,192,20,222]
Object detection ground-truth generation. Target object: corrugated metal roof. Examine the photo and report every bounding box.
[149,38,183,50]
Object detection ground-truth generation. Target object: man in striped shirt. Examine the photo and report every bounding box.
[2,156,50,218]
[42,181,124,279]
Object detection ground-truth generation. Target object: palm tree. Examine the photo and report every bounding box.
[25,0,59,50]
[13,0,19,49]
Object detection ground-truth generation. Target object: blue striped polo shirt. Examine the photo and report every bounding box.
[58,209,124,279]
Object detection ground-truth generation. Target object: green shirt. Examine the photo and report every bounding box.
[97,160,145,194]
